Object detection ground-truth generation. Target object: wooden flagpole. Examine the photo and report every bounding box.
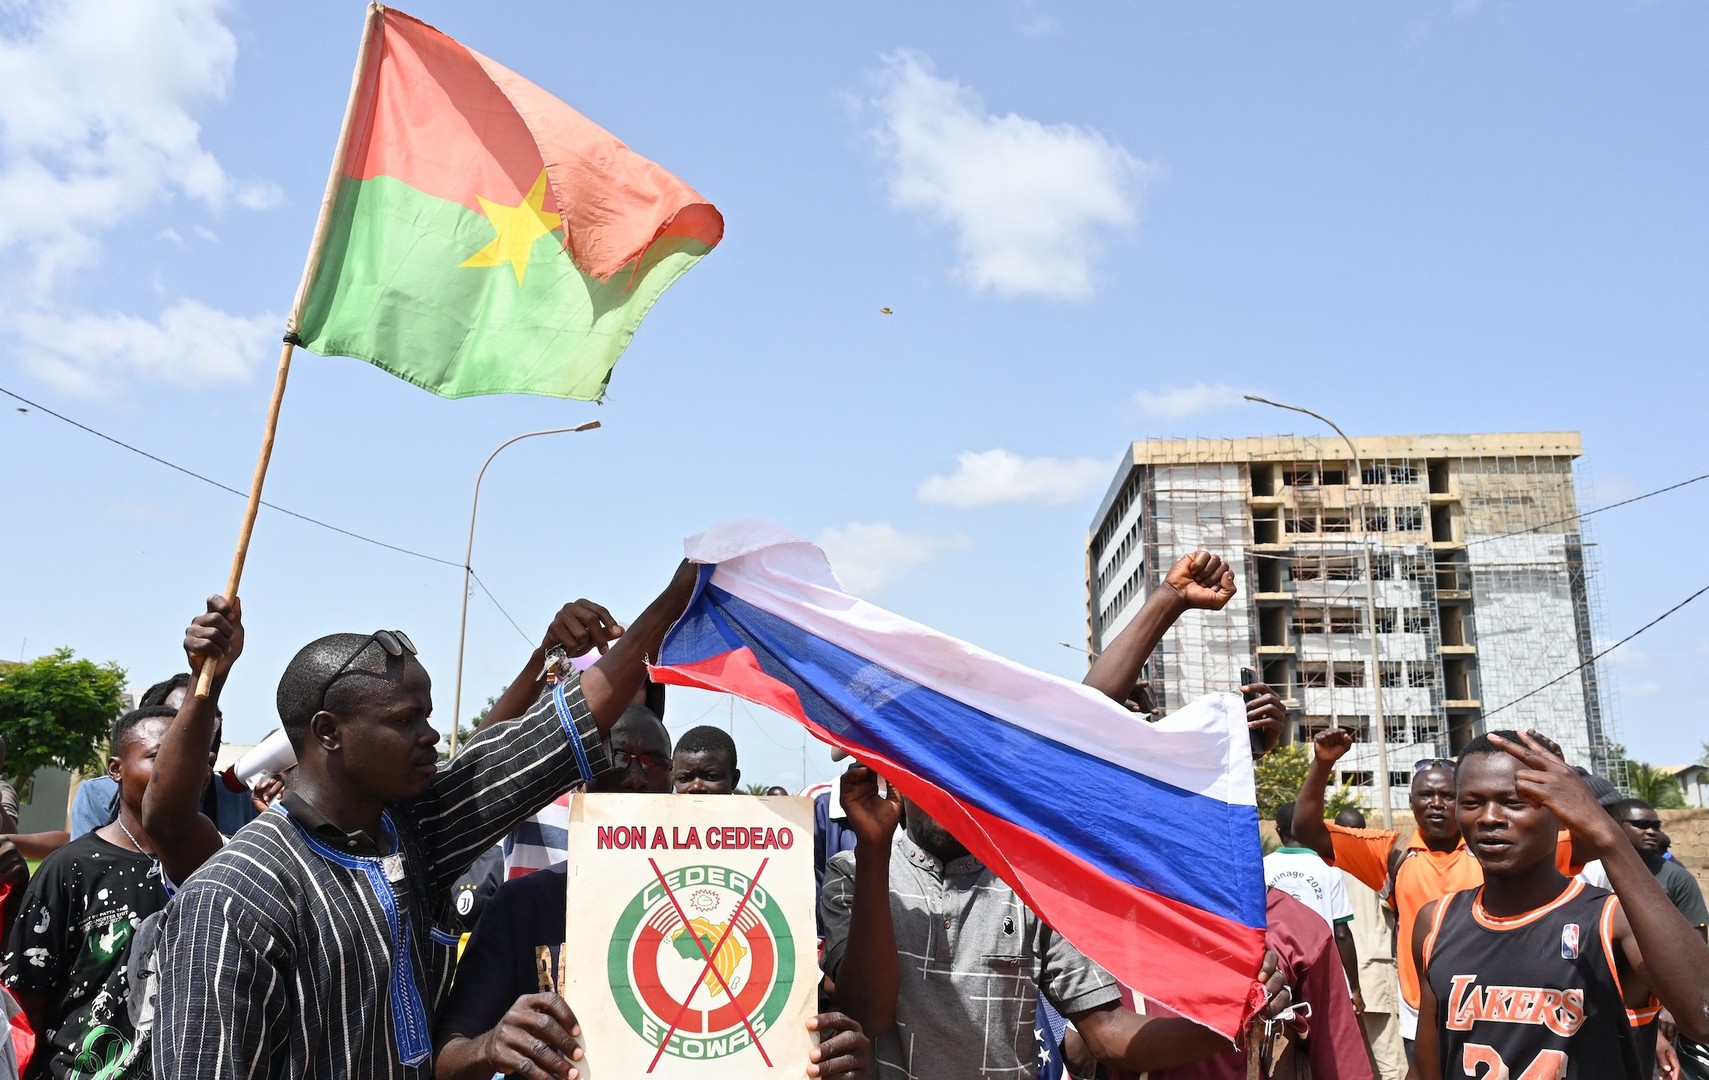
[195,4,385,698]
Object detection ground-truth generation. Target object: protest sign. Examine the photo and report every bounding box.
[563,792,816,1077]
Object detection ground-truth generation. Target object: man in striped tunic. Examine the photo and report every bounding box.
[153,565,699,1080]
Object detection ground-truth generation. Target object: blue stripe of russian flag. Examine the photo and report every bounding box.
[654,563,1269,1038]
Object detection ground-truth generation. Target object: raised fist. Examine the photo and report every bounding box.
[1313,727,1354,764]
[1163,552,1236,611]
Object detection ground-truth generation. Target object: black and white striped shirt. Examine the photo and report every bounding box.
[152,673,607,1080]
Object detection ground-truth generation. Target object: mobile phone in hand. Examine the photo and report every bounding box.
[1241,666,1266,756]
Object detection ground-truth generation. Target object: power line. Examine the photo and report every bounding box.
[2,384,463,569]
[2,384,540,642]
[468,570,532,646]
[1482,583,1709,721]
[1464,470,1709,548]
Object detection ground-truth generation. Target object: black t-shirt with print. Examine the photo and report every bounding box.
[446,844,505,935]
[436,862,570,1051]
[0,831,165,1078]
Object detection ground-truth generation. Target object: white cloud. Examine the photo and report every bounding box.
[17,299,275,399]
[917,449,1108,509]
[869,50,1148,299]
[1134,382,1253,420]
[233,181,285,211]
[816,523,966,595]
[0,0,274,295]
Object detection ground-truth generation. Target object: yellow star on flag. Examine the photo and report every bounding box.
[460,170,559,285]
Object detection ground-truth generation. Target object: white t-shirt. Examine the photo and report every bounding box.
[1576,859,1610,889]
[1264,846,1355,928]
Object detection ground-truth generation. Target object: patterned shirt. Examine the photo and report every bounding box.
[152,672,609,1080]
[821,833,1120,1079]
[501,793,570,880]
[0,832,164,1079]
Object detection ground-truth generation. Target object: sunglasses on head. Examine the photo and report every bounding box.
[1414,758,1455,776]
[316,630,417,713]
[1625,818,1663,831]
[613,749,671,773]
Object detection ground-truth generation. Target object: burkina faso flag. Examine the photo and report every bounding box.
[288,4,723,401]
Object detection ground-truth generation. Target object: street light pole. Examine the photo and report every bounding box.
[449,421,601,752]
[1245,396,1393,826]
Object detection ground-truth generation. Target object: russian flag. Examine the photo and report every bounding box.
[649,521,1268,1038]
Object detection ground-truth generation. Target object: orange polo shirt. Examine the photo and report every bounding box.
[1326,822,1577,1011]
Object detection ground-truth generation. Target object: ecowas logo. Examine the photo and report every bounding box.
[607,863,796,1061]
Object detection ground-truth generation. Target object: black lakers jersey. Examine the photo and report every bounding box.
[1422,880,1650,1079]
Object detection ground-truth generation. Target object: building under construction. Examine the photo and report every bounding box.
[1085,433,1615,810]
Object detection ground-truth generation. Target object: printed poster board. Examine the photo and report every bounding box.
[563,792,817,1078]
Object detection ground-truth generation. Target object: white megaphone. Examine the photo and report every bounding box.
[221,728,297,792]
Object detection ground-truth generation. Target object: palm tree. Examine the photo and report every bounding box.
[1624,762,1686,810]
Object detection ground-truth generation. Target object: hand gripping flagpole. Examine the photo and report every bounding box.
[195,5,384,698]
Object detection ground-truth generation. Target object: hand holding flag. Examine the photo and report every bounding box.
[649,520,1270,1038]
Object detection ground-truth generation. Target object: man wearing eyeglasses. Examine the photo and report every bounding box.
[1604,800,1708,929]
[1603,798,1708,1080]
[153,565,700,1080]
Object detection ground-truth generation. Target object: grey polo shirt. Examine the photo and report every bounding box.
[821,832,1120,1078]
[1650,854,1709,926]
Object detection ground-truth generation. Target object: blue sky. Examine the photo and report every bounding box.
[1,0,1705,792]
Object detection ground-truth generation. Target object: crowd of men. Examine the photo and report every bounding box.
[0,550,1706,1079]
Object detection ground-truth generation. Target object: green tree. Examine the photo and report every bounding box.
[1624,761,1686,810]
[1254,743,1367,823]
[742,783,773,796]
[1698,739,1708,767]
[440,694,497,761]
[0,648,127,797]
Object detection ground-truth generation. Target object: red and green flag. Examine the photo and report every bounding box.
[288,5,723,400]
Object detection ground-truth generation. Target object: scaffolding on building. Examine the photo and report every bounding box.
[1086,433,1623,810]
